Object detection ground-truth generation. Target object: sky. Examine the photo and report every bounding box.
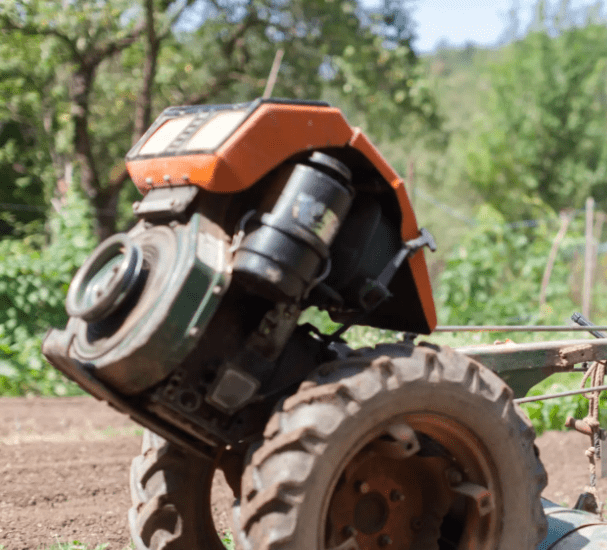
[400,0,605,52]
[177,1,606,54]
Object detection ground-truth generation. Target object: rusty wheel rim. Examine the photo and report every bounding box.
[325,413,502,550]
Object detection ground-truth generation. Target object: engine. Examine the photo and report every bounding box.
[42,99,436,458]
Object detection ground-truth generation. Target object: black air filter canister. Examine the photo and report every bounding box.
[233,152,354,301]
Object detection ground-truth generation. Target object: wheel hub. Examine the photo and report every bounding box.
[326,416,501,550]
[354,492,389,535]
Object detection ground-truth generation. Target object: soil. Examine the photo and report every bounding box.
[1,397,606,550]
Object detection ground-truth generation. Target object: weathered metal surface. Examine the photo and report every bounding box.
[565,417,607,439]
[457,338,607,372]
[437,325,607,332]
[538,499,607,549]
[327,420,458,550]
[41,326,217,459]
[456,338,607,397]
[43,213,231,394]
[132,185,199,218]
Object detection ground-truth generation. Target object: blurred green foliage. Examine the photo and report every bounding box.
[0,189,95,395]
[466,23,607,220]
[437,206,584,338]
[520,373,607,436]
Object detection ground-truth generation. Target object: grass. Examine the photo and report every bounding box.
[221,530,235,550]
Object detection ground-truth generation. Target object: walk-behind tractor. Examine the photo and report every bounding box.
[43,99,607,549]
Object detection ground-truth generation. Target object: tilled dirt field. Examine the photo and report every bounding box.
[1,396,606,550]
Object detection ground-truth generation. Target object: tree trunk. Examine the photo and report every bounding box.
[70,66,115,242]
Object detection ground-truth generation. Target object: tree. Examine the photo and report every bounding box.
[162,0,439,139]
[465,21,607,220]
[1,0,440,241]
[0,120,48,237]
[0,0,195,241]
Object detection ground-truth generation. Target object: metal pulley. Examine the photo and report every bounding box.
[66,234,144,322]
[44,213,231,395]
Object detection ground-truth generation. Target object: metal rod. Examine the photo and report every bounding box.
[514,384,607,404]
[435,325,607,333]
[262,49,284,99]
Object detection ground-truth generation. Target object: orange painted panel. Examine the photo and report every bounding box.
[349,128,437,331]
[126,155,236,193]
[127,103,353,194]
[348,129,419,239]
[212,103,354,192]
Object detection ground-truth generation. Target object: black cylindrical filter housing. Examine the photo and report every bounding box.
[233,152,354,301]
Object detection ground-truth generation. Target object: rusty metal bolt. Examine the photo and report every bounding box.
[355,481,371,494]
[446,467,463,486]
[378,534,393,546]
[390,489,405,502]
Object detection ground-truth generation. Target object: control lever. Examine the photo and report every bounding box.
[571,312,607,339]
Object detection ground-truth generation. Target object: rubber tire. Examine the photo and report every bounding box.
[238,343,548,550]
[128,429,227,550]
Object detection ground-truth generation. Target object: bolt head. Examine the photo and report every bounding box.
[390,489,405,502]
[446,467,463,486]
[378,534,393,546]
[355,481,370,494]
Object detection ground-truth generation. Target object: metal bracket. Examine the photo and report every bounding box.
[133,186,199,219]
[359,227,437,311]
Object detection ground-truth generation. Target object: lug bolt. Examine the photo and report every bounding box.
[378,534,393,546]
[390,489,405,502]
[446,467,463,486]
[355,481,370,494]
